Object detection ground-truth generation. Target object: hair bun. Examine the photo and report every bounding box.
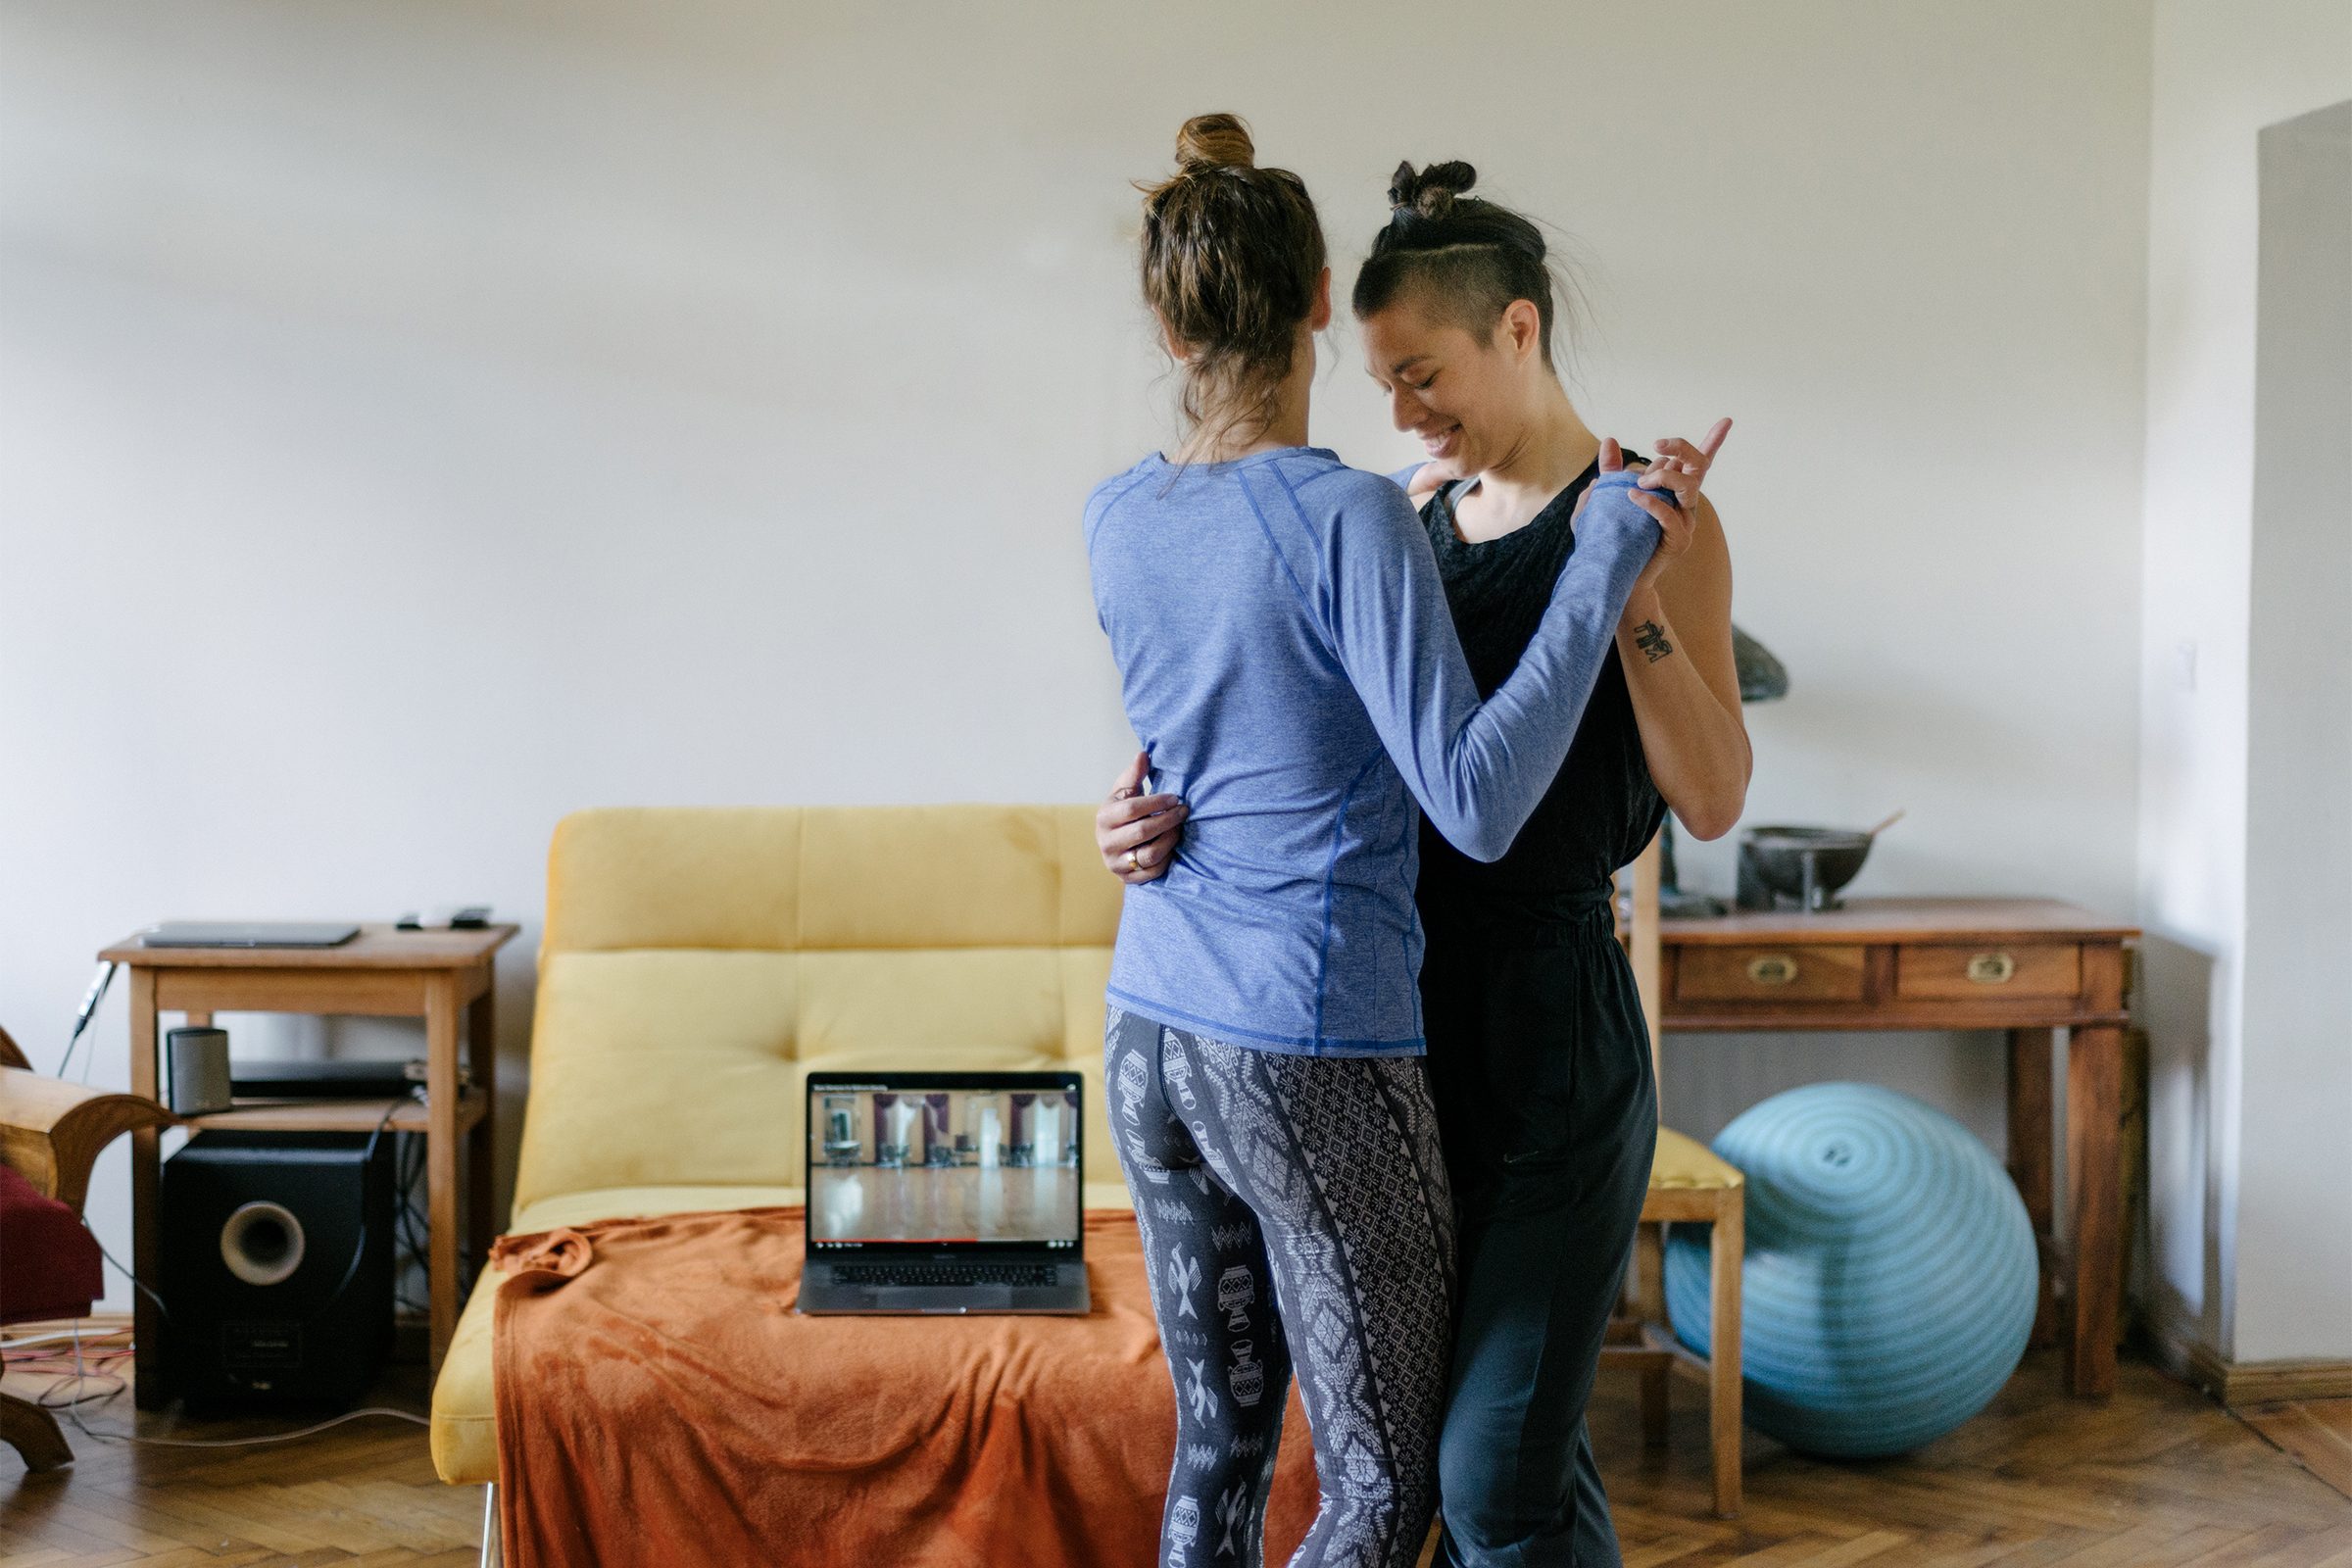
[1176,113,1255,172]
[1389,158,1478,220]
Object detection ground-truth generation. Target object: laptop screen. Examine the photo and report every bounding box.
[806,1072,1083,1252]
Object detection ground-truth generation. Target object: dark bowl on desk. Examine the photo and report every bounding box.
[1741,825,1875,909]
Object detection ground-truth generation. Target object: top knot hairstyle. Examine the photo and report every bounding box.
[1138,113,1327,447]
[1354,159,1566,371]
[1172,113,1255,172]
[1388,158,1479,221]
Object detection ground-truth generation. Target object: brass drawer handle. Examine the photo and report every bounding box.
[1747,955,1799,986]
[1967,952,2017,985]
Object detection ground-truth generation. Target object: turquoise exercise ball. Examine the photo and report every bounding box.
[1665,1082,2036,1458]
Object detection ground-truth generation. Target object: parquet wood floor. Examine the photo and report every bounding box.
[2240,1399,2352,1509]
[3,1330,473,1566]
[6,1340,2348,1565]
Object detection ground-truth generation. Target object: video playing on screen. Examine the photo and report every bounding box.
[807,1085,1082,1247]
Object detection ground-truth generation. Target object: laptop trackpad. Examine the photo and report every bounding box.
[874,1287,1015,1312]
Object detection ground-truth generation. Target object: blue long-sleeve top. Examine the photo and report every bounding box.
[1086,446,1661,1055]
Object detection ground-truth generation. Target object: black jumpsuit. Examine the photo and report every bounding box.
[1415,463,1666,1568]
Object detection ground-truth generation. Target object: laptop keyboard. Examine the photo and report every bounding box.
[833,1261,1061,1290]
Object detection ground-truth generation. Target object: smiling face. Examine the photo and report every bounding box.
[1359,290,1549,482]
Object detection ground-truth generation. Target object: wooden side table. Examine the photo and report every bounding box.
[1656,898,2137,1398]
[99,923,516,1406]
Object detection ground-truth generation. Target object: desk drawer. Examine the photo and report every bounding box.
[1897,943,2081,1001]
[1677,945,1868,1004]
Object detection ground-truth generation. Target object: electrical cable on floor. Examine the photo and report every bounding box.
[56,1321,429,1445]
[0,1329,102,1350]
[6,1332,130,1410]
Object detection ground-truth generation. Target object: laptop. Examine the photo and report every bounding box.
[140,922,361,949]
[798,1069,1090,1315]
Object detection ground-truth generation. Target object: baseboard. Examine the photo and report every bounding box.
[2203,1354,2352,1405]
[2146,1294,2352,1405]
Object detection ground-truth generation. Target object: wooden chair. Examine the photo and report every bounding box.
[0,1022,176,1470]
[1604,835,1745,1517]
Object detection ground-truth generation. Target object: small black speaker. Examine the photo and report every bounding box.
[162,1130,395,1406]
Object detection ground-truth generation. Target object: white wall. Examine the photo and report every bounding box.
[2137,0,2352,1366]
[0,1,2155,1313]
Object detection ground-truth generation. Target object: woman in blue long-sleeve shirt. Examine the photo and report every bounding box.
[1086,116,1685,1568]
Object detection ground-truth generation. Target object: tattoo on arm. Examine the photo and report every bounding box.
[1633,619,1675,663]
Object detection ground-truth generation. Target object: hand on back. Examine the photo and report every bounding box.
[1097,751,1184,884]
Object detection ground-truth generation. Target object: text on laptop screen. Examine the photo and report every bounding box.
[807,1084,1082,1248]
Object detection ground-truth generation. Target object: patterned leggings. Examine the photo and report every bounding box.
[1107,1006,1457,1568]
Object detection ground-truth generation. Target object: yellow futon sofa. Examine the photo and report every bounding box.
[428,805,1129,1486]
[428,802,1740,1522]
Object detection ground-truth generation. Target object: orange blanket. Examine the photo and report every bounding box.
[490,1207,1316,1567]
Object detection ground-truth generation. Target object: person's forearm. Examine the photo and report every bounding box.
[1616,590,1750,840]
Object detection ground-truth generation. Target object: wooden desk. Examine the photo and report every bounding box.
[1657,898,2136,1398]
[100,924,516,1405]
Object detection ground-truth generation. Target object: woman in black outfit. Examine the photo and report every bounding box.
[1099,159,1750,1568]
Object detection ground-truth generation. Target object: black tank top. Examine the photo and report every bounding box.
[1415,460,1667,902]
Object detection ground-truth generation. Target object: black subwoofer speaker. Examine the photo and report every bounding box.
[162,1129,395,1405]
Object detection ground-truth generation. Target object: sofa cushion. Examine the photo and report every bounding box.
[539,806,1122,956]
[1652,1126,1744,1191]
[0,1162,101,1323]
[511,946,1125,1213]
